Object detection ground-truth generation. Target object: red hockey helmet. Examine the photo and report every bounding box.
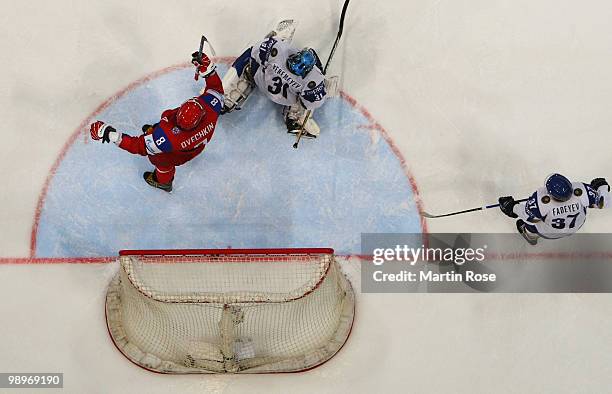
[176,99,205,130]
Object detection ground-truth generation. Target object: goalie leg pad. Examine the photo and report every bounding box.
[221,65,255,114]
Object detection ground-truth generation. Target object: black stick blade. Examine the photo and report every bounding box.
[421,211,439,218]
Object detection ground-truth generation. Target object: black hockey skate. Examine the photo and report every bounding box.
[141,124,154,134]
[143,171,173,193]
[516,219,538,246]
[285,118,317,139]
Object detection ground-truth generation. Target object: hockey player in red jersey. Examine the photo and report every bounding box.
[89,52,223,192]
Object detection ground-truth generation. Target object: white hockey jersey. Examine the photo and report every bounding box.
[515,182,600,239]
[248,37,327,110]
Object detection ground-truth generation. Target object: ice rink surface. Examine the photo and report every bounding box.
[1,0,612,392]
[34,63,422,257]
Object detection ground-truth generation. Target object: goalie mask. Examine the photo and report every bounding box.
[287,48,317,77]
[177,99,205,130]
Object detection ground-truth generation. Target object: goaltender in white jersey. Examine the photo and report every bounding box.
[221,20,329,139]
[251,39,326,109]
[499,174,610,245]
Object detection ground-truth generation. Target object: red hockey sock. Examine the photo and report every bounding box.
[155,166,175,184]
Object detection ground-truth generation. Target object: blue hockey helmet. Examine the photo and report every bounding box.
[545,173,573,201]
[287,48,316,77]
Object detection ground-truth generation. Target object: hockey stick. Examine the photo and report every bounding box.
[421,198,529,219]
[324,0,351,75]
[198,35,205,60]
[292,109,312,149]
[194,35,217,81]
[293,0,351,149]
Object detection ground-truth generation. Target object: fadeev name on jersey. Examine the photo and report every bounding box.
[551,202,580,217]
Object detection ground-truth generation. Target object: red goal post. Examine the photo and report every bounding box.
[106,248,355,373]
[118,248,336,256]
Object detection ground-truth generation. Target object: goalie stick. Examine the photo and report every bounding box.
[293,0,351,149]
[421,198,529,219]
[323,0,351,76]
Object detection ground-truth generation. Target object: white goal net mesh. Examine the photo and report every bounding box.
[105,249,355,373]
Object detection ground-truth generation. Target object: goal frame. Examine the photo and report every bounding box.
[106,248,355,374]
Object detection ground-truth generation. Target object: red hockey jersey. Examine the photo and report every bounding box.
[118,72,224,160]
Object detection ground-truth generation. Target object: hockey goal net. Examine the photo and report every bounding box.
[105,248,355,373]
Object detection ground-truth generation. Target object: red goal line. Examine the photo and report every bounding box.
[2,250,612,265]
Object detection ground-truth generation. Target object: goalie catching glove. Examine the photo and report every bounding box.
[90,120,121,144]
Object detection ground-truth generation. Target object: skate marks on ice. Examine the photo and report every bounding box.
[34,64,422,258]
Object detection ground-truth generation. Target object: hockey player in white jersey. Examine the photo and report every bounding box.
[498,174,610,245]
[221,21,328,139]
